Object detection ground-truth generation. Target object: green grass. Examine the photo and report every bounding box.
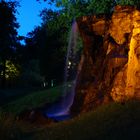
[0,100,140,140]
[0,84,140,140]
[33,100,140,140]
[0,85,65,115]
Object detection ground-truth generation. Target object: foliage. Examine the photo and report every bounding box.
[0,0,19,59]
[0,0,20,88]
[38,0,113,15]
[19,59,44,87]
[26,9,71,84]
[38,0,140,16]
[116,0,140,6]
[0,60,20,80]
[86,0,116,14]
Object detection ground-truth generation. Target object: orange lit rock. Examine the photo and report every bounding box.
[71,6,140,114]
[125,10,140,99]
[109,6,133,45]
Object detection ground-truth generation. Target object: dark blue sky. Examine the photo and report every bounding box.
[16,0,56,36]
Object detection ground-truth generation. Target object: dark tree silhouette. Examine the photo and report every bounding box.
[0,0,19,88]
[24,9,71,85]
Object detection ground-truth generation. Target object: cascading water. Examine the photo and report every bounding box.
[45,20,81,121]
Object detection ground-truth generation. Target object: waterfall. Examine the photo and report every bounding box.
[45,20,81,121]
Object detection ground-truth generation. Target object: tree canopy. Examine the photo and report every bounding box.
[38,0,140,15]
[25,9,71,85]
[0,0,20,88]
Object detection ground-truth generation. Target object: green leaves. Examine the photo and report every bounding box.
[86,0,115,14]
[116,0,135,5]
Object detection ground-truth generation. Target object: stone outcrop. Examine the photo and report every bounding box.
[71,6,140,114]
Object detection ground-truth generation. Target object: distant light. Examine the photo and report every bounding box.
[43,82,46,87]
[67,66,70,69]
[51,80,54,87]
[68,61,71,66]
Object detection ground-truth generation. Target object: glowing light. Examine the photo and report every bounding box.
[68,61,71,66]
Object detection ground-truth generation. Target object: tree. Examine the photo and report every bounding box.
[0,0,19,88]
[19,59,44,87]
[37,0,115,15]
[116,0,140,7]
[38,0,140,15]
[24,9,71,85]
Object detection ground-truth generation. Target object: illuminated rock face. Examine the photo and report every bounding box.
[111,9,140,101]
[126,11,140,98]
[71,6,140,114]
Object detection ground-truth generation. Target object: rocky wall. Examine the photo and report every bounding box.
[71,6,140,114]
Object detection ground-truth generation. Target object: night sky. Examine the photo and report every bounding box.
[16,0,57,36]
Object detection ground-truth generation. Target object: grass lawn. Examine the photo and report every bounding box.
[33,100,140,140]
[0,85,66,115]
[0,85,140,140]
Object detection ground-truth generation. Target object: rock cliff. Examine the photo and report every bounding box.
[71,6,140,114]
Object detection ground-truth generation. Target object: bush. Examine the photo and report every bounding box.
[19,60,44,87]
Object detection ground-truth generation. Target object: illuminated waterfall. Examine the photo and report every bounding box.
[46,21,80,120]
